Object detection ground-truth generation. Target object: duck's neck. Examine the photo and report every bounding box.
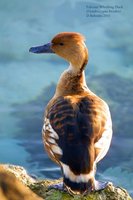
[54,63,88,97]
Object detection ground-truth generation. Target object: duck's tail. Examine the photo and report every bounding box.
[64,176,94,195]
[61,162,94,195]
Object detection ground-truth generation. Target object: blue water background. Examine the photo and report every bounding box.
[0,0,133,196]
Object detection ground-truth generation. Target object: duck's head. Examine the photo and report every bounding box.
[29,32,88,70]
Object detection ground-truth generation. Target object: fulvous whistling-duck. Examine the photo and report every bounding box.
[29,32,112,195]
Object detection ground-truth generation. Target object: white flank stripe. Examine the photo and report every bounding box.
[42,124,45,132]
[49,130,59,140]
[49,150,55,157]
[43,118,59,139]
[51,144,63,155]
[47,138,56,144]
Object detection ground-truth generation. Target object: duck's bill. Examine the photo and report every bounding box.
[29,42,54,54]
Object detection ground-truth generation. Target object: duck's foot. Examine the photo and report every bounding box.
[48,182,66,192]
[48,180,112,194]
[94,180,112,191]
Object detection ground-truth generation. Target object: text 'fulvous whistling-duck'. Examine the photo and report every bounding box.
[29,32,113,195]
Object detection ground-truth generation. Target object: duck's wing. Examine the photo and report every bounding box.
[42,95,112,173]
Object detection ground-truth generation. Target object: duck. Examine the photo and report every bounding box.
[29,32,113,195]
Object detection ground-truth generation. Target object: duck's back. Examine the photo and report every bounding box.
[42,93,112,193]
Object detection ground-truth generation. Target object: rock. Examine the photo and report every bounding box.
[0,165,42,200]
[0,164,132,200]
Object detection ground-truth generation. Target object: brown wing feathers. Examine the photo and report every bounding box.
[44,95,107,174]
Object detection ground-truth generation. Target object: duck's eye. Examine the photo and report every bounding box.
[59,43,64,46]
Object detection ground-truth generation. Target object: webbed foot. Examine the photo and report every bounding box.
[48,182,66,192]
[94,180,112,191]
[48,180,112,194]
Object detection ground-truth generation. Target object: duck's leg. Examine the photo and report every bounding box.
[90,163,111,191]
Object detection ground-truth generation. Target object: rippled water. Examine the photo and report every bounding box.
[0,0,133,196]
